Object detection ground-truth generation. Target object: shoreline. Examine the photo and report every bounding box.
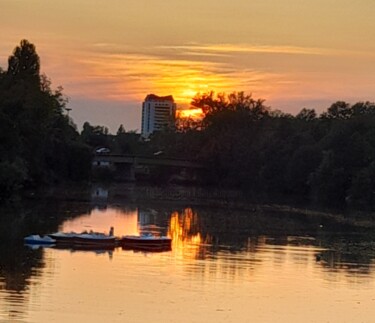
[17,182,375,230]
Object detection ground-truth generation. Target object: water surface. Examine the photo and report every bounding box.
[1,199,375,323]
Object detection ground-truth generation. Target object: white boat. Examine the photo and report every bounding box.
[73,233,116,247]
[49,227,116,247]
[24,235,56,245]
[49,227,115,246]
[48,232,79,244]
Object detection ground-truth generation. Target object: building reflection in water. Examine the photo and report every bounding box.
[137,209,163,236]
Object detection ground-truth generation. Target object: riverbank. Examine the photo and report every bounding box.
[16,183,375,231]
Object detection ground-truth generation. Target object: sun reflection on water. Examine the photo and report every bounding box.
[168,208,211,260]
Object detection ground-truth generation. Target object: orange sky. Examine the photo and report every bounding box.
[1,0,375,132]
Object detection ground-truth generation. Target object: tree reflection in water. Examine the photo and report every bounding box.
[0,199,91,291]
[166,206,375,279]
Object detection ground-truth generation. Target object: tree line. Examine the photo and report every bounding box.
[86,90,375,210]
[170,92,375,210]
[2,40,375,211]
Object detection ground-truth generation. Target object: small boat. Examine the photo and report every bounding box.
[73,233,116,247]
[24,235,56,245]
[120,234,172,250]
[48,232,78,244]
[49,227,115,247]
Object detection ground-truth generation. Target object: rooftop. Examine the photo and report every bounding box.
[144,94,174,102]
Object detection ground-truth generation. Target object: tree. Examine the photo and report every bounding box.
[80,121,110,147]
[0,39,90,197]
[351,101,375,117]
[191,91,225,116]
[296,108,317,121]
[309,150,348,206]
[192,91,268,117]
[321,101,352,119]
[7,39,40,83]
[285,145,321,195]
[191,91,269,130]
[348,162,375,209]
[117,124,126,135]
[0,159,28,201]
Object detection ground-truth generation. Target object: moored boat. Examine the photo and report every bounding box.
[73,233,117,247]
[48,232,78,244]
[24,235,56,245]
[120,234,172,250]
[49,232,79,241]
[49,227,116,247]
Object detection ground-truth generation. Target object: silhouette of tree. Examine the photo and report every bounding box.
[351,101,375,117]
[296,108,317,121]
[0,39,91,199]
[117,124,126,135]
[80,121,110,148]
[321,101,352,119]
[7,39,40,83]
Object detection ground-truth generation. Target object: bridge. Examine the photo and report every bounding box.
[92,154,204,181]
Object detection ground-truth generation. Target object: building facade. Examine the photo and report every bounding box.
[141,94,176,138]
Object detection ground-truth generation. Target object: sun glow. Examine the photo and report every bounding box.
[65,50,251,105]
[176,108,204,120]
[38,43,287,132]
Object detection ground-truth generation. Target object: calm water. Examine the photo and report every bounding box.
[1,195,375,323]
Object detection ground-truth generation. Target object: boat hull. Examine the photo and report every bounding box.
[73,234,117,247]
[120,236,172,251]
[48,232,116,247]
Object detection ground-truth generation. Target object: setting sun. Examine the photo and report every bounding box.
[2,0,375,134]
[176,108,204,120]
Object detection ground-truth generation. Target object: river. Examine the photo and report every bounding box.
[0,186,375,322]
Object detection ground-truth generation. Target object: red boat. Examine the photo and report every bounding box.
[120,234,172,251]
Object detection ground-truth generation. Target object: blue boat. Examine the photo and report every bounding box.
[24,235,56,245]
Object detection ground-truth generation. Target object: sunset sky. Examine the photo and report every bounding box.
[1,0,375,132]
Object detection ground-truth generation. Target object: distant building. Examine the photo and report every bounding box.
[141,94,176,138]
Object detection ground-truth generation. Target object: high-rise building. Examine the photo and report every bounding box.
[141,94,176,138]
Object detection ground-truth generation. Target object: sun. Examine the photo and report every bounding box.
[177,108,204,120]
[181,89,199,100]
[173,83,211,103]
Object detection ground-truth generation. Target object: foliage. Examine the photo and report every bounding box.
[0,39,91,200]
[117,124,126,135]
[0,159,28,201]
[296,108,317,121]
[80,121,109,148]
[7,39,40,82]
[164,92,375,209]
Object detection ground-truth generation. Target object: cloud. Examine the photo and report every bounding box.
[157,43,338,56]
[32,40,375,133]
[44,40,374,116]
[53,43,286,105]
